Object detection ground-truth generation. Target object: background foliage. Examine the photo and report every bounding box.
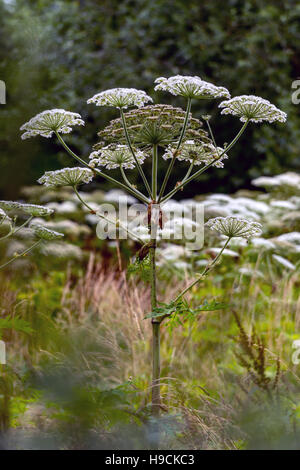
[1,0,300,196]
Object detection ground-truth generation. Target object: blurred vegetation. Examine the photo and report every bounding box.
[0,236,299,449]
[1,0,300,198]
[0,180,299,449]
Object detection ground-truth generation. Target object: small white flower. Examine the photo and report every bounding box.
[45,201,78,214]
[0,200,25,212]
[270,200,297,210]
[128,225,150,242]
[250,237,275,250]
[252,172,300,190]
[87,88,152,109]
[209,247,239,257]
[20,109,84,139]
[274,232,300,253]
[173,260,190,270]
[163,140,228,168]
[272,254,295,270]
[40,242,82,260]
[205,216,262,239]
[234,197,270,215]
[219,95,287,123]
[89,145,147,170]
[38,167,94,188]
[239,267,264,278]
[32,224,64,241]
[0,200,54,217]
[20,204,54,217]
[154,75,230,99]
[274,173,300,189]
[104,189,137,204]
[251,176,279,188]
[275,232,300,245]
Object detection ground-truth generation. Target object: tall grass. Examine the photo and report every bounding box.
[0,252,299,449]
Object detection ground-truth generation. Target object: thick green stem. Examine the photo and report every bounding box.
[152,145,158,201]
[55,132,149,204]
[158,98,192,202]
[161,120,249,203]
[120,109,152,198]
[150,243,161,416]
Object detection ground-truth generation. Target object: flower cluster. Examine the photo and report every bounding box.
[20,109,84,140]
[32,224,64,241]
[40,242,82,260]
[0,200,54,217]
[163,140,228,168]
[205,216,262,239]
[89,145,147,170]
[96,104,210,148]
[87,88,152,109]
[219,96,287,123]
[154,75,230,100]
[252,172,300,190]
[38,167,94,188]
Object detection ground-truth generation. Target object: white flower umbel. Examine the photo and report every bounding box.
[0,200,54,217]
[40,242,82,260]
[32,224,64,241]
[87,88,152,109]
[38,167,94,188]
[19,204,54,217]
[205,216,262,239]
[272,254,295,271]
[154,75,230,100]
[163,140,228,168]
[252,172,300,190]
[219,95,287,123]
[20,109,84,140]
[89,145,147,170]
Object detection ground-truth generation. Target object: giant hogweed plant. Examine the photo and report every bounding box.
[19,75,286,416]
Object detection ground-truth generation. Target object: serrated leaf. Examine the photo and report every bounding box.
[144,302,176,319]
[127,254,151,283]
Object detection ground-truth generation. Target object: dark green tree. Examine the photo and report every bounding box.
[1,0,299,197]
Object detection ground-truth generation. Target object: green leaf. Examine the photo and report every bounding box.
[144,302,176,319]
[0,316,33,334]
[127,254,151,283]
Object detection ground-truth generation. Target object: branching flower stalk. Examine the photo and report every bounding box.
[56,132,150,204]
[160,119,249,202]
[0,215,33,241]
[73,186,144,244]
[120,108,152,198]
[21,78,286,424]
[158,98,192,202]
